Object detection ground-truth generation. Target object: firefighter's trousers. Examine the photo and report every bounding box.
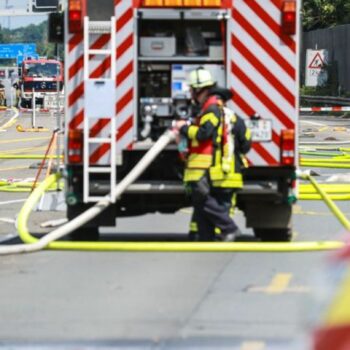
[188,176,238,241]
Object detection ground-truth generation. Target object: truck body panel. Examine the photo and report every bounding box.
[63,0,299,240]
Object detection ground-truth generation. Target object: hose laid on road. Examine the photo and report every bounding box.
[300,184,350,193]
[0,128,347,253]
[300,151,348,157]
[300,140,350,145]
[299,183,350,201]
[0,179,63,192]
[300,162,350,169]
[0,155,61,159]
[301,158,350,163]
[299,172,350,231]
[300,194,350,201]
[0,129,178,255]
[10,171,345,253]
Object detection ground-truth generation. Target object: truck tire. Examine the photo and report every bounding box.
[254,228,292,242]
[70,227,100,241]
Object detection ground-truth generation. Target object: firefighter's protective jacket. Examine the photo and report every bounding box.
[180,88,251,188]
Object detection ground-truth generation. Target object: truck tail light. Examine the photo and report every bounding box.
[281,0,296,35]
[68,0,84,33]
[68,129,83,164]
[280,129,295,165]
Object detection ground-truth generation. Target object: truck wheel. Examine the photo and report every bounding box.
[70,227,100,241]
[254,228,292,242]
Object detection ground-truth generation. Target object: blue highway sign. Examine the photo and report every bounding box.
[0,43,37,59]
[17,53,40,65]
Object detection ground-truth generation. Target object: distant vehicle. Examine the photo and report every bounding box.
[19,58,63,108]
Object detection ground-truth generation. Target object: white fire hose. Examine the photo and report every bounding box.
[0,129,177,255]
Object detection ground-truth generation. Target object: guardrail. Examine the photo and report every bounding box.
[300,95,350,106]
[300,106,350,112]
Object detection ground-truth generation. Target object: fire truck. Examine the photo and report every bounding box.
[19,58,63,108]
[62,0,299,240]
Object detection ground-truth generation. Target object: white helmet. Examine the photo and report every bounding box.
[188,68,215,89]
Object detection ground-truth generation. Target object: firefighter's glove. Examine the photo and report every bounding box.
[172,120,188,144]
[222,158,231,174]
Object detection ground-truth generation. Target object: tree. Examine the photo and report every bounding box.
[302,0,350,31]
[0,25,3,43]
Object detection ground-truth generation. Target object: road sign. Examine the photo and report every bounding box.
[17,53,40,65]
[0,43,36,60]
[308,52,325,69]
[305,49,328,87]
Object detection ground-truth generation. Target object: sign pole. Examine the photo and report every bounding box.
[32,87,36,128]
[55,42,61,183]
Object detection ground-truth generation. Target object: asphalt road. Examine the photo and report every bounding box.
[0,110,349,349]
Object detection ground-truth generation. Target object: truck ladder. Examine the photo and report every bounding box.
[83,16,116,203]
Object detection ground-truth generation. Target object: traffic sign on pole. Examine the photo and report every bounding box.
[305,49,328,87]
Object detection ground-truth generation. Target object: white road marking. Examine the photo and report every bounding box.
[0,218,15,224]
[300,120,326,127]
[0,199,26,206]
[0,107,19,130]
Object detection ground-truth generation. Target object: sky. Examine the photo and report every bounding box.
[0,0,47,29]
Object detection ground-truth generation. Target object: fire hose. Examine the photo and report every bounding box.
[0,130,348,254]
[0,129,177,255]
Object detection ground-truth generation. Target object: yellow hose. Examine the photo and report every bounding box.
[300,162,350,169]
[0,154,61,159]
[15,173,345,252]
[0,180,63,192]
[300,184,350,194]
[17,173,60,244]
[299,194,350,201]
[300,173,350,231]
[301,158,350,163]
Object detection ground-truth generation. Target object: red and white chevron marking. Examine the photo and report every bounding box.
[67,32,84,132]
[228,0,297,166]
[115,0,134,152]
[67,31,112,165]
[87,0,135,165]
[300,106,350,112]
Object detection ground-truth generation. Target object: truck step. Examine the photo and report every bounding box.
[88,21,112,34]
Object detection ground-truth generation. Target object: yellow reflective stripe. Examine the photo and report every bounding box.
[245,128,251,140]
[217,124,223,136]
[214,227,221,234]
[231,114,237,123]
[241,155,249,168]
[184,169,206,182]
[325,268,350,325]
[231,193,237,206]
[200,112,219,127]
[190,221,198,232]
[212,179,243,188]
[188,125,198,140]
[191,139,199,147]
[209,166,224,180]
[187,154,212,168]
[211,171,243,188]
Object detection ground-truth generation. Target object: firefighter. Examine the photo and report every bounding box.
[174,68,251,241]
[12,79,21,107]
